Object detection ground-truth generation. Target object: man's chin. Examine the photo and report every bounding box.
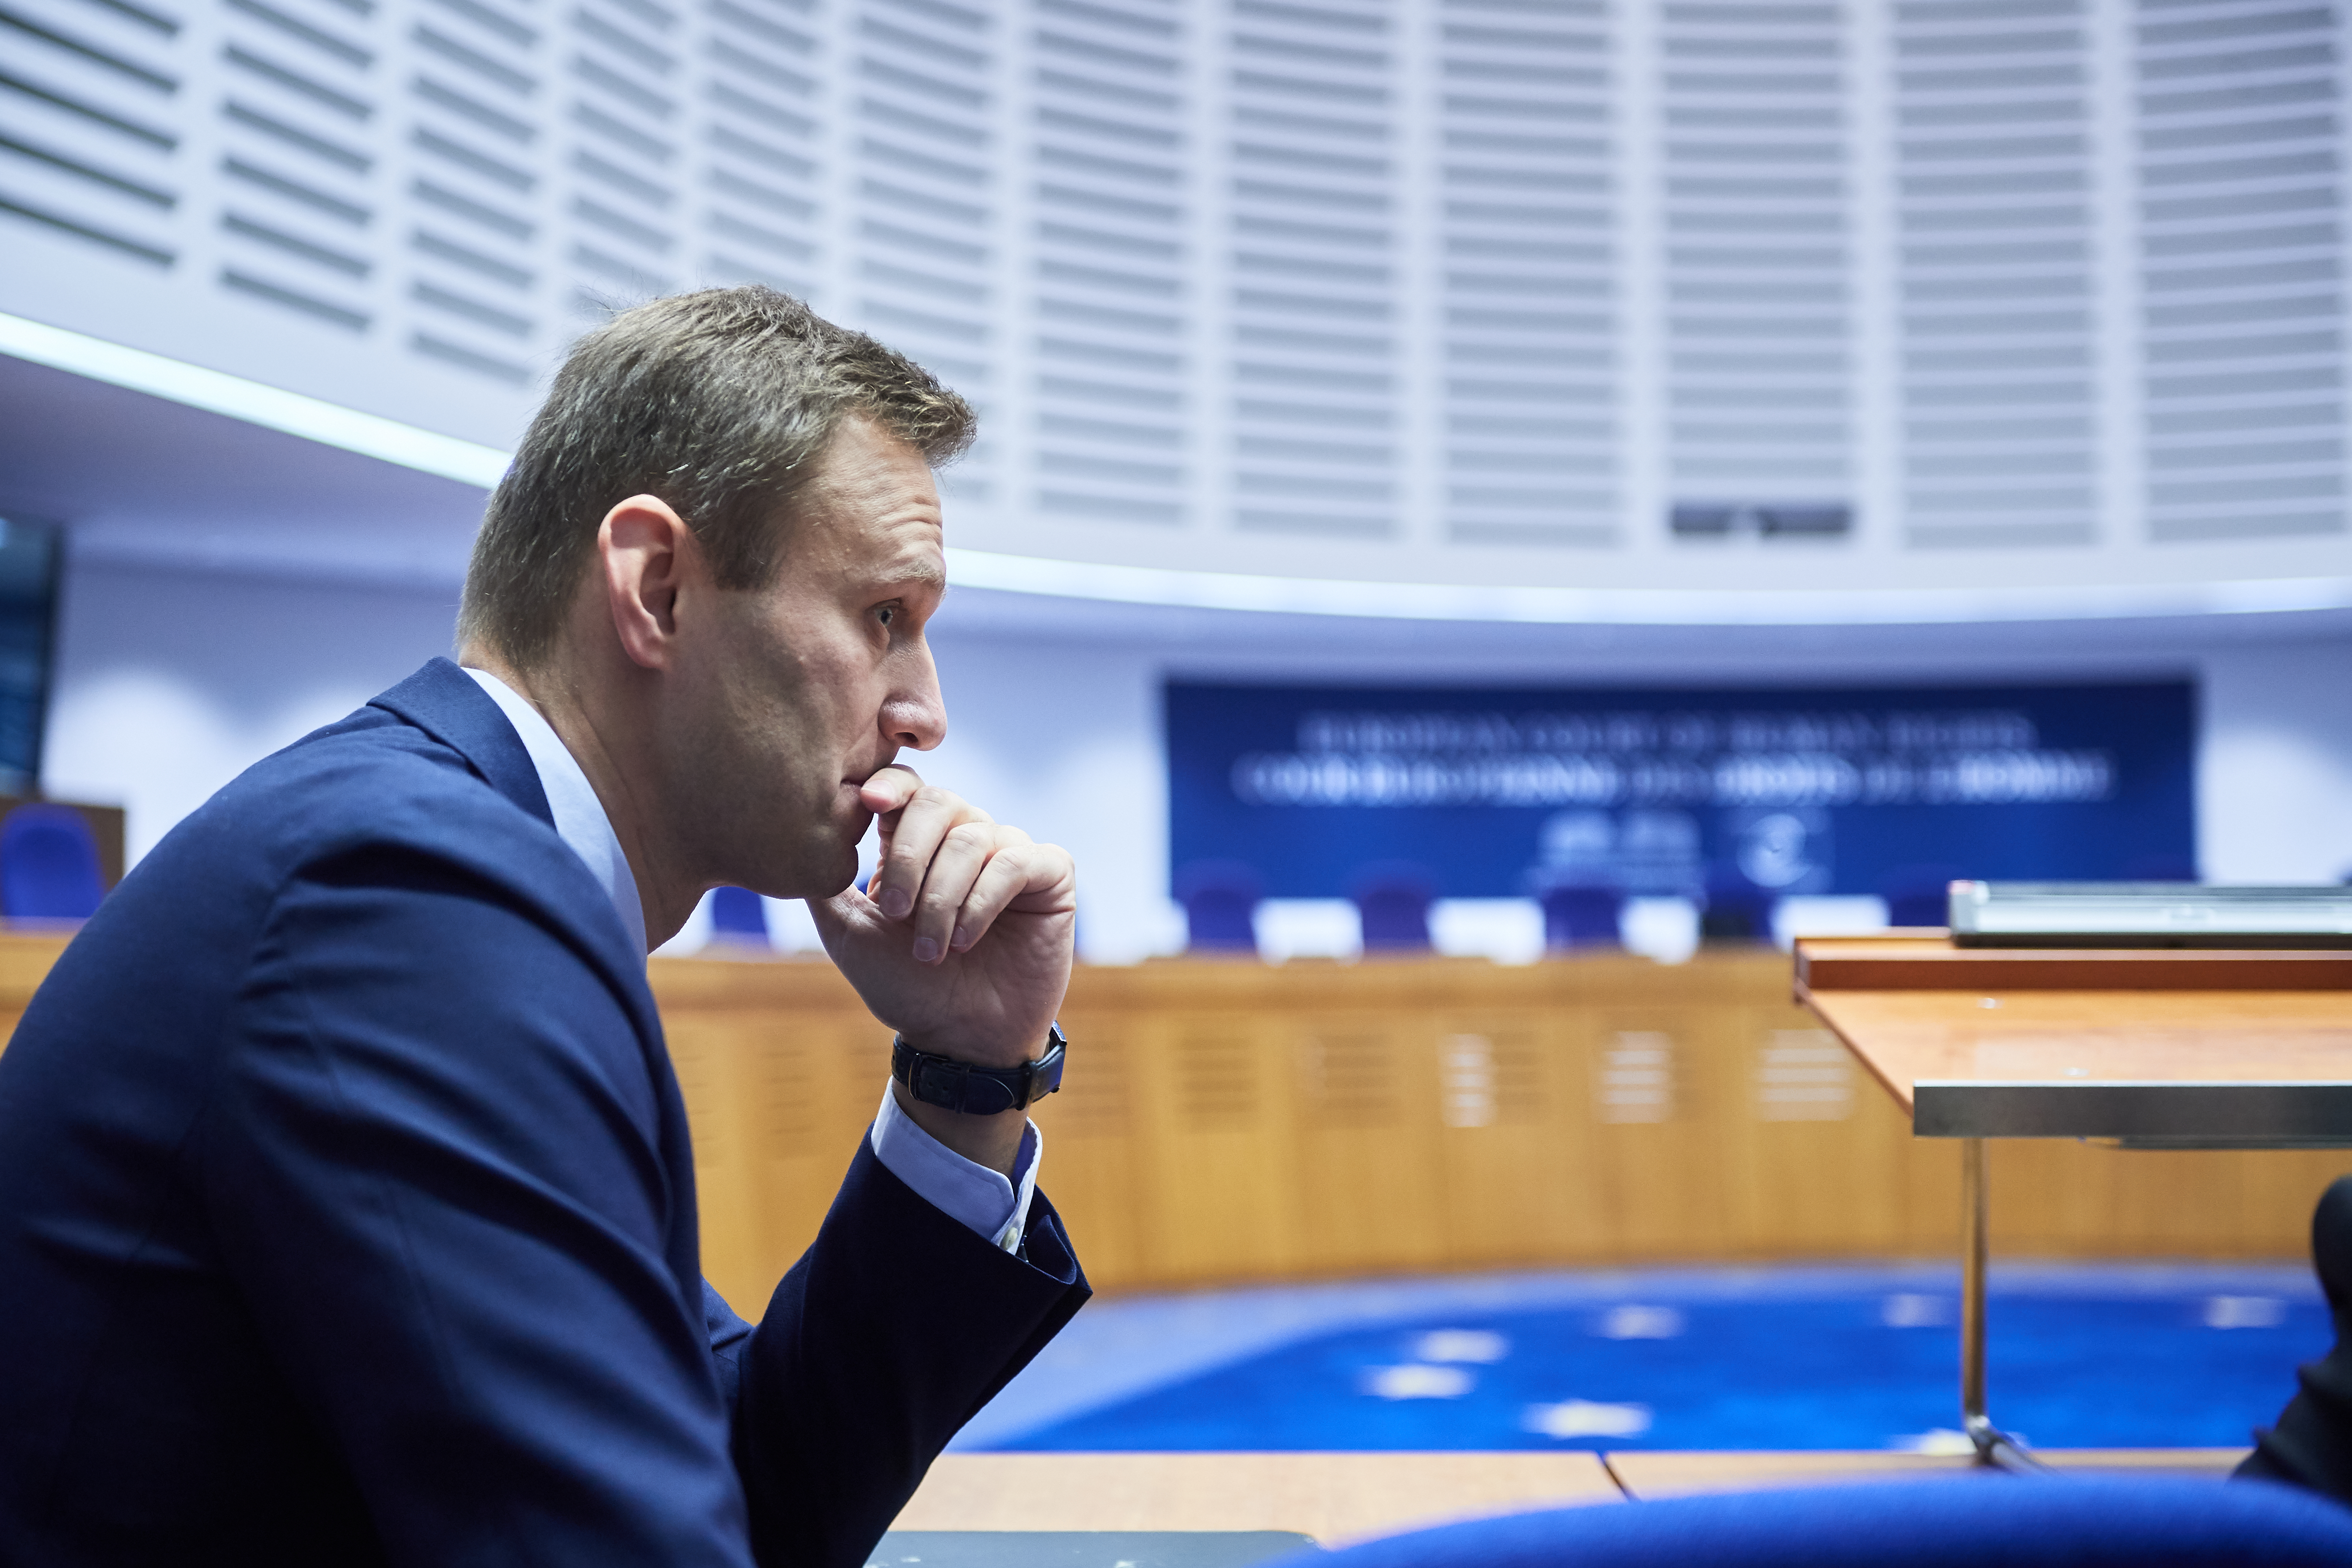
[724,834,863,903]
[805,838,866,901]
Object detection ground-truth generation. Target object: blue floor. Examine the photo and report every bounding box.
[962,1264,2334,1453]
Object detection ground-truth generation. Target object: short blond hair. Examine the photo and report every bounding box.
[459,287,975,668]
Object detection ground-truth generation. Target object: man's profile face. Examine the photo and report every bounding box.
[677,415,949,898]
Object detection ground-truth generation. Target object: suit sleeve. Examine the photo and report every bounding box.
[205,845,754,1567]
[728,1144,1090,1568]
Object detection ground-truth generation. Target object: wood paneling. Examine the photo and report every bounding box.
[1,935,2339,1316]
[0,930,68,1051]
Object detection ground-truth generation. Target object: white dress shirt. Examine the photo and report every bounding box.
[462,667,1041,1254]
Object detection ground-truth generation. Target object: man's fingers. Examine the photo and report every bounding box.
[906,821,1002,962]
[856,763,924,814]
[858,767,922,885]
[846,769,1051,963]
[870,784,993,922]
[950,840,1072,954]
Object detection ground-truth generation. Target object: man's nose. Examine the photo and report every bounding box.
[883,646,946,752]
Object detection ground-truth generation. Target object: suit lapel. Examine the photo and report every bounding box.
[369,658,556,829]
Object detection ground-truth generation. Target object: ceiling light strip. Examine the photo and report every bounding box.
[943,548,2352,627]
[0,311,511,489]
[10,312,2349,627]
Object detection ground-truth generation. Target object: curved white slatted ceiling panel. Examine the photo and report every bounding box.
[2,0,2347,618]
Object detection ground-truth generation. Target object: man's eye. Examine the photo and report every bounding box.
[876,606,896,627]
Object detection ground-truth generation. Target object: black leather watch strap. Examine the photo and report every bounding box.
[891,1024,1067,1116]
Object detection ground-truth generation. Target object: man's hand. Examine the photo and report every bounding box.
[807,765,1076,1073]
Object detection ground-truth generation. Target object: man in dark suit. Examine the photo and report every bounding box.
[2242,1176,2352,1503]
[0,287,1089,1566]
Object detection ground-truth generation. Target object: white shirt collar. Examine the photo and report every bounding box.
[462,667,649,958]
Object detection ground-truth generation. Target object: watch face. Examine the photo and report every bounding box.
[1031,1047,1066,1101]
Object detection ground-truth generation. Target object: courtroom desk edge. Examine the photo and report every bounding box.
[891,1451,1623,1541]
[1605,1447,2248,1501]
[1913,1079,2352,1144]
[897,1451,2252,1533]
[1796,934,2352,993]
[1790,979,1919,1116]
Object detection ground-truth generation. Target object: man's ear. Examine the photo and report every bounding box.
[599,495,699,671]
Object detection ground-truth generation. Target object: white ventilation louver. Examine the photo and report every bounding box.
[1895,0,2098,550]
[2,0,2346,593]
[1440,0,1618,550]
[2136,0,2344,545]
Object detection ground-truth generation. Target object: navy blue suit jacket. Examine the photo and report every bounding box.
[0,658,1089,1566]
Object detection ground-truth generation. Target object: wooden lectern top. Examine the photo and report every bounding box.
[1793,934,2352,1144]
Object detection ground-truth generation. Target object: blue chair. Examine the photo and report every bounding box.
[1539,883,1623,950]
[1280,1475,2352,1567]
[1175,860,1263,953]
[0,804,105,921]
[1352,861,1435,953]
[707,885,769,945]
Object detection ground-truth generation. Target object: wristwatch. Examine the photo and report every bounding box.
[891,1023,1067,1116]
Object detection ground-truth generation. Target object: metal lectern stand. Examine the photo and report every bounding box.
[1959,1138,2042,1471]
[1793,934,2352,1472]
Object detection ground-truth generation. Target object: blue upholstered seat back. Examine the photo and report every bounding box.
[1283,1477,2352,1568]
[708,885,768,942]
[0,804,104,921]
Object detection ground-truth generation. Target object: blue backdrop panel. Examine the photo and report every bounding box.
[1165,681,2196,900]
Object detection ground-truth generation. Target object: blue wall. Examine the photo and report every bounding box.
[1168,680,2197,901]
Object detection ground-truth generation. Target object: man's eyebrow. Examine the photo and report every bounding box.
[881,556,948,593]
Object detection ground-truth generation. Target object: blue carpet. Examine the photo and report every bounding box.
[977,1265,2333,1453]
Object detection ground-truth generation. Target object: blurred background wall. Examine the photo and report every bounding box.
[5,0,2352,956]
[33,555,2352,962]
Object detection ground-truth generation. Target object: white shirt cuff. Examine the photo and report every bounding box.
[868,1082,1042,1254]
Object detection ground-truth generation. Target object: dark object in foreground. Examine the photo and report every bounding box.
[2241,1175,2352,1504]
[0,659,1090,1568]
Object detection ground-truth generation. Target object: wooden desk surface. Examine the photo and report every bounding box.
[891,1453,1620,1545]
[1795,936,2352,1118]
[896,1450,2246,1539]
